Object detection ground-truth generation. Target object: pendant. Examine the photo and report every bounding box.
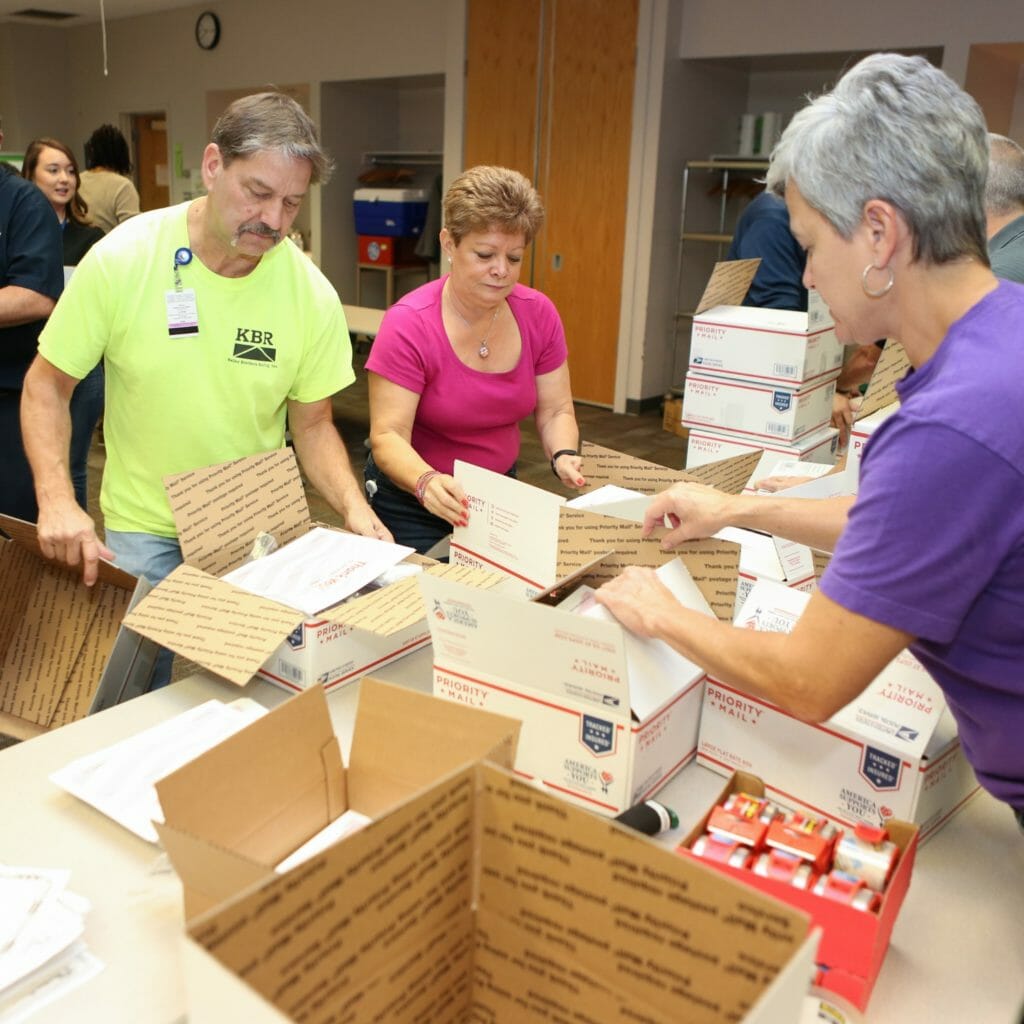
[478,342,490,359]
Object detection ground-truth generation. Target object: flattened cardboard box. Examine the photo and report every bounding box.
[183,760,817,1024]
[678,770,918,1011]
[0,515,140,740]
[155,677,521,920]
[421,554,715,818]
[697,580,980,841]
[122,449,503,691]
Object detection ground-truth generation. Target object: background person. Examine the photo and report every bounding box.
[0,120,63,524]
[21,92,389,687]
[78,123,140,233]
[22,137,104,511]
[365,165,585,554]
[985,133,1024,282]
[596,54,1024,830]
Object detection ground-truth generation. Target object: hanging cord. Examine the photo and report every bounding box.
[100,0,109,75]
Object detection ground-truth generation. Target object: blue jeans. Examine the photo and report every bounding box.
[105,529,183,690]
[0,388,38,523]
[69,364,104,511]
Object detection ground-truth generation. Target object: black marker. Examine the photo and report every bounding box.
[614,799,679,836]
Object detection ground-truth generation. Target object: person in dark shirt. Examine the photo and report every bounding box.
[0,123,63,523]
[22,137,105,511]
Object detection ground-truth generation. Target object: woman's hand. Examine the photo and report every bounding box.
[552,452,585,488]
[420,473,470,528]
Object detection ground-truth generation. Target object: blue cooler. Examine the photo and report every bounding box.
[353,187,429,237]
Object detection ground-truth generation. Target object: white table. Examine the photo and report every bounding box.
[1,653,1022,1024]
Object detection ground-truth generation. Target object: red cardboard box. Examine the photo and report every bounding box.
[678,770,918,1011]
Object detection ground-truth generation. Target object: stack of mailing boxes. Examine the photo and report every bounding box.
[682,291,841,468]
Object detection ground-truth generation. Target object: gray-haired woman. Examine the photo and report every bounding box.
[596,53,1024,829]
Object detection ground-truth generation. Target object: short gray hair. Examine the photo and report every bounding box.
[986,134,1024,217]
[211,91,333,185]
[766,53,989,266]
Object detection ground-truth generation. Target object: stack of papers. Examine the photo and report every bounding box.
[0,865,102,1021]
[50,699,268,842]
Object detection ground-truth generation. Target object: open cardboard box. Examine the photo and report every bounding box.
[697,580,980,841]
[715,526,817,619]
[677,770,916,1011]
[154,676,522,920]
[0,515,146,739]
[122,448,504,692]
[182,758,819,1024]
[421,551,715,818]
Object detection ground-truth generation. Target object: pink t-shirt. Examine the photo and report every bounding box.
[365,276,568,474]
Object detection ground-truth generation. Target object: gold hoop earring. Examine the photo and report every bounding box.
[861,263,894,298]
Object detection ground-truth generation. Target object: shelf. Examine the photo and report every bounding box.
[362,150,443,167]
[687,159,769,171]
[681,232,733,244]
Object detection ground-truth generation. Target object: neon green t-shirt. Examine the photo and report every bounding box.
[39,202,353,537]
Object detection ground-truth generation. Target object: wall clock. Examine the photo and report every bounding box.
[195,11,221,51]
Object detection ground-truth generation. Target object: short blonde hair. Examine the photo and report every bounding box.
[443,165,545,244]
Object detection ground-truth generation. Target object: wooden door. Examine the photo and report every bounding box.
[464,0,637,406]
[131,112,169,212]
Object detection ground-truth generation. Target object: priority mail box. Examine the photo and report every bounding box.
[682,369,837,443]
[0,515,142,740]
[849,401,900,484]
[421,556,714,817]
[155,678,521,920]
[122,449,502,692]
[678,771,918,1011]
[449,442,748,622]
[183,760,818,1024]
[696,581,980,841]
[686,424,838,469]
[715,527,817,618]
[690,303,843,385]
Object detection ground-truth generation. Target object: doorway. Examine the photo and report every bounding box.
[130,112,169,212]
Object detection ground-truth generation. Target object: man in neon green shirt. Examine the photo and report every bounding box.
[22,93,390,604]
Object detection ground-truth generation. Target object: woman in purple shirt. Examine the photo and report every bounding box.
[365,166,585,554]
[595,54,1024,830]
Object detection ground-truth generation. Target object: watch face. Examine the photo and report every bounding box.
[196,11,220,49]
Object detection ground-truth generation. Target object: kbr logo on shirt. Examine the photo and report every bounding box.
[231,327,276,364]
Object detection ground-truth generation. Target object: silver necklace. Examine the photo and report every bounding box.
[446,286,500,359]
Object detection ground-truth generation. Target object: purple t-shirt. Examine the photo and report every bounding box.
[365,276,568,474]
[821,281,1024,808]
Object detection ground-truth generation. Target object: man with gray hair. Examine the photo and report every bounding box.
[21,91,390,686]
[986,133,1024,284]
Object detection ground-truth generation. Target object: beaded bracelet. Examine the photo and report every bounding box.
[415,469,440,506]
[550,448,578,479]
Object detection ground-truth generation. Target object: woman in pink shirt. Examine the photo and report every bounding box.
[365,165,585,554]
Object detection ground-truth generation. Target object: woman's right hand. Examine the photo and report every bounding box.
[420,473,470,528]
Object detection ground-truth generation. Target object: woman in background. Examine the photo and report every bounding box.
[365,165,585,554]
[22,137,104,511]
[78,124,140,234]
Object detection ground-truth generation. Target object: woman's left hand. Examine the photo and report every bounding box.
[553,453,586,488]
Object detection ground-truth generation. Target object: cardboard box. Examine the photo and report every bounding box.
[183,759,818,1024]
[352,186,429,237]
[155,677,522,920]
[122,448,503,692]
[715,527,817,618]
[686,424,838,469]
[696,580,980,840]
[690,304,843,386]
[0,515,142,740]
[682,369,837,442]
[849,401,900,483]
[449,442,749,621]
[661,394,688,438]
[421,554,714,817]
[678,770,918,1010]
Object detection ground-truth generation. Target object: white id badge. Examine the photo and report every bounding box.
[165,289,199,337]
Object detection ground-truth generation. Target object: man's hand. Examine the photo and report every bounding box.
[344,501,394,543]
[595,566,677,638]
[36,499,114,586]
[642,482,735,548]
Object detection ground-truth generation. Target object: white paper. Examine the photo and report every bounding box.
[274,810,372,873]
[0,942,103,1023]
[222,526,413,615]
[565,484,649,523]
[49,699,267,842]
